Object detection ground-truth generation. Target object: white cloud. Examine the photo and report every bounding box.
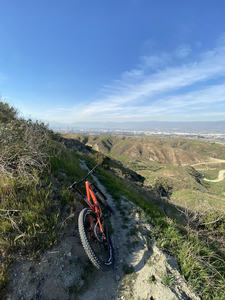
[34,39,225,123]
[121,83,225,120]
[41,82,225,123]
[121,69,144,80]
[139,53,171,70]
[76,45,225,120]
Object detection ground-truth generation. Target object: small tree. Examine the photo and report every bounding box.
[153,177,172,197]
[0,100,17,123]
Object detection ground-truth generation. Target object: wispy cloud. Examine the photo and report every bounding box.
[39,38,225,123]
[139,52,171,70]
[175,45,192,58]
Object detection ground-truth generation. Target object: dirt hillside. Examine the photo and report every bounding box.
[6,162,200,300]
[66,135,225,165]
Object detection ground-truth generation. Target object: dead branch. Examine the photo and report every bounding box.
[201,215,224,226]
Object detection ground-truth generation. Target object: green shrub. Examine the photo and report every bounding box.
[0,102,86,296]
[95,167,225,300]
[0,101,17,123]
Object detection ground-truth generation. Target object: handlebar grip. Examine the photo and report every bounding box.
[68,182,77,190]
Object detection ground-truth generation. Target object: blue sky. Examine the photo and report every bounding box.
[1,0,225,125]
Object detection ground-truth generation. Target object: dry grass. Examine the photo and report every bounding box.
[0,101,87,296]
[0,118,59,181]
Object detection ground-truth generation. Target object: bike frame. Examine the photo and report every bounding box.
[84,181,104,233]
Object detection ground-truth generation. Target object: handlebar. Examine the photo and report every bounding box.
[68,162,114,216]
[68,163,100,190]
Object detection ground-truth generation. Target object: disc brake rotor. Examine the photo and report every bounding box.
[94,221,106,243]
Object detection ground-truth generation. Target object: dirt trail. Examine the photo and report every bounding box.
[77,161,200,300]
[203,170,225,183]
[6,162,200,300]
[191,157,225,167]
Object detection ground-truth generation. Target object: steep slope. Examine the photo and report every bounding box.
[6,162,200,300]
[3,138,225,300]
[65,134,225,212]
[0,102,87,296]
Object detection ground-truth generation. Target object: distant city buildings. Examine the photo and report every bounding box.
[54,126,225,143]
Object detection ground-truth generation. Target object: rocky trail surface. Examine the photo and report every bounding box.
[6,162,200,300]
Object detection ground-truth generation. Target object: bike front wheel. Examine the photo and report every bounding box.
[78,208,114,271]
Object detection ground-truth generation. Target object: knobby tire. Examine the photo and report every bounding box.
[78,208,114,272]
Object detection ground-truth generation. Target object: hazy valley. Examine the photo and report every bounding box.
[64,134,225,213]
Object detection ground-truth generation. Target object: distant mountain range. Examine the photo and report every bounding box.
[50,121,225,134]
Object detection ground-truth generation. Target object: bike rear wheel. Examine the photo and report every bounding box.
[78,208,114,271]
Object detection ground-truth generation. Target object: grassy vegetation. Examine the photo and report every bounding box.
[83,135,225,214]
[70,134,225,211]
[208,180,225,196]
[201,168,222,180]
[1,109,225,299]
[161,273,175,287]
[171,189,225,211]
[200,170,225,197]
[92,165,225,300]
[148,274,157,284]
[0,102,86,296]
[64,134,225,299]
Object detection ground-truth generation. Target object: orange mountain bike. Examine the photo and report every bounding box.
[68,164,114,272]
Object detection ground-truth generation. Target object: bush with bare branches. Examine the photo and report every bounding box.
[0,115,58,182]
